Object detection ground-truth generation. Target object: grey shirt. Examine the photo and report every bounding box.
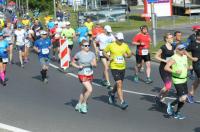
[74,51,95,75]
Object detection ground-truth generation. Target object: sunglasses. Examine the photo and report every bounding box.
[82,45,90,48]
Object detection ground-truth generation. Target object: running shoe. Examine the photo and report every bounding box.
[134,75,139,83]
[187,95,195,103]
[120,101,128,110]
[44,78,48,84]
[108,91,116,104]
[155,96,161,104]
[167,103,174,116]
[75,103,81,112]
[24,59,29,63]
[21,64,24,68]
[2,80,6,86]
[173,112,186,120]
[80,103,87,114]
[145,78,153,84]
[140,67,144,72]
[102,80,109,86]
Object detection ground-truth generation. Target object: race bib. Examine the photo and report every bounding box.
[6,37,12,41]
[99,51,103,57]
[142,49,149,55]
[2,58,8,63]
[36,32,40,36]
[42,48,49,54]
[115,56,125,64]
[166,57,171,61]
[83,67,93,76]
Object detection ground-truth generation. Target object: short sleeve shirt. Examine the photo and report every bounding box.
[104,42,131,70]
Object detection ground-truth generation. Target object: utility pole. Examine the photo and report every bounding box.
[151,3,157,47]
[26,0,29,13]
[54,0,56,18]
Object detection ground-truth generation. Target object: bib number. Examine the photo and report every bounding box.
[142,49,149,55]
[42,48,49,54]
[36,32,40,36]
[83,67,93,76]
[2,58,8,63]
[6,37,12,41]
[115,56,124,64]
[99,51,103,57]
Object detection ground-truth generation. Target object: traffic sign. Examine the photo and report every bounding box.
[147,0,158,3]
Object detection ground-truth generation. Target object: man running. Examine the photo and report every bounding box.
[132,25,153,84]
[34,31,51,83]
[14,24,26,68]
[165,44,189,120]
[2,22,14,64]
[186,31,200,103]
[103,32,131,110]
[94,25,115,88]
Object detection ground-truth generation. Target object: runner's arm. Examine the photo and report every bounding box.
[155,49,167,63]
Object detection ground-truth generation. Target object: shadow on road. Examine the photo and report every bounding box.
[32,75,42,81]
[151,86,176,97]
[193,127,200,132]
[64,99,78,108]
[92,95,108,104]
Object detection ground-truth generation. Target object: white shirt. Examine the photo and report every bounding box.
[95,33,115,50]
[14,29,26,46]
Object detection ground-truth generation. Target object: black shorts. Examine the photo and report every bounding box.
[174,82,188,97]
[136,54,151,64]
[0,58,8,64]
[68,45,73,50]
[193,63,200,78]
[111,69,125,81]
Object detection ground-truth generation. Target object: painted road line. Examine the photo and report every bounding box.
[49,63,200,103]
[0,123,31,132]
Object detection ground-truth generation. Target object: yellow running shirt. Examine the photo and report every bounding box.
[104,42,131,70]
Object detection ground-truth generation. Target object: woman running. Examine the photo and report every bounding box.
[0,32,9,86]
[71,40,96,114]
[155,33,174,103]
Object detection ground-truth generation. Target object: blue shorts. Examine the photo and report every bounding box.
[17,45,25,52]
[39,57,49,66]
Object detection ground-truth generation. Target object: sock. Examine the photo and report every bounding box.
[0,72,5,81]
[40,70,45,80]
[171,99,179,107]
[175,102,184,114]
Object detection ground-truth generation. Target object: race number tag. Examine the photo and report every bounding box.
[2,58,8,63]
[83,67,93,76]
[42,48,49,54]
[6,37,12,41]
[142,49,149,55]
[115,56,125,64]
[36,32,40,36]
[166,57,171,61]
[99,51,103,56]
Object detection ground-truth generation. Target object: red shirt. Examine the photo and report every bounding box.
[92,26,104,38]
[132,33,151,55]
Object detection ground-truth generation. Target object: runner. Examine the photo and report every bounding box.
[0,32,9,86]
[103,32,131,110]
[132,25,153,84]
[165,44,189,120]
[155,33,174,103]
[186,31,200,103]
[76,22,89,44]
[14,24,26,68]
[2,22,14,64]
[94,25,115,88]
[71,40,96,114]
[33,30,51,83]
[61,21,76,61]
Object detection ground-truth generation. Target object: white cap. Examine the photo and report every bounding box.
[55,34,60,38]
[80,36,87,42]
[104,25,112,32]
[66,21,70,25]
[40,30,47,35]
[54,21,58,24]
[115,32,124,40]
[57,17,61,20]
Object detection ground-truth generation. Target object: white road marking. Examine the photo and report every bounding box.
[0,123,31,132]
[49,63,200,103]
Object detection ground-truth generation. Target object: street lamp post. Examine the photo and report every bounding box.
[26,0,29,13]
[54,0,56,18]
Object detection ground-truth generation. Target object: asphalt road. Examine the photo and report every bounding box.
[0,37,200,132]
